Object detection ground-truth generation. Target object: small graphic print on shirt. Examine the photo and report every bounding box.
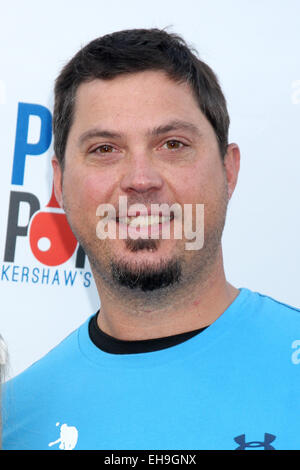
[48,422,78,450]
[234,433,276,450]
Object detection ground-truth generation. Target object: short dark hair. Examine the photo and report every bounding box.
[53,28,230,167]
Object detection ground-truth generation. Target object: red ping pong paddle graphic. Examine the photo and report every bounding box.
[29,184,78,266]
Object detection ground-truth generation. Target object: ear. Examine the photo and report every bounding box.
[223,143,240,200]
[51,155,64,208]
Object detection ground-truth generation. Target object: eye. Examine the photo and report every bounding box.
[93,144,117,154]
[162,140,186,150]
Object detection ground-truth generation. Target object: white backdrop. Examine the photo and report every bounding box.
[1,0,299,379]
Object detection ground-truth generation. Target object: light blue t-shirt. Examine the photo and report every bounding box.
[2,288,300,450]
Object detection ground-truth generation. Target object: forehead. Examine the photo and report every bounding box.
[72,70,209,133]
[76,69,195,104]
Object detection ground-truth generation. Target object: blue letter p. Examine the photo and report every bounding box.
[11,102,52,185]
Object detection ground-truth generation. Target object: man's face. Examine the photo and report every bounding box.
[53,70,239,293]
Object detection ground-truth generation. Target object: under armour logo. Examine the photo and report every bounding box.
[234,433,276,450]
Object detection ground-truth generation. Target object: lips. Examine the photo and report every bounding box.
[116,212,174,227]
[95,202,181,241]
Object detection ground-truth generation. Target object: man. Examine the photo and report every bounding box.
[2,28,300,450]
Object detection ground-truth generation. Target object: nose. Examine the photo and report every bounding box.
[120,152,164,195]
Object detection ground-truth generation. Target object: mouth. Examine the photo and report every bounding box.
[115,211,175,240]
[95,201,181,243]
[116,213,174,227]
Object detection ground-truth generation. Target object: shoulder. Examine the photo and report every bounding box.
[1,320,91,450]
[3,318,89,400]
[251,289,300,320]
[240,287,299,316]
[241,288,300,343]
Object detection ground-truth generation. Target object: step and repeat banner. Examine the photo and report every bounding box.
[1,0,300,379]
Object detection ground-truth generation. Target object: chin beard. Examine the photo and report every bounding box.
[111,255,182,292]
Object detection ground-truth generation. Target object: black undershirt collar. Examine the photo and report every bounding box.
[88,312,208,355]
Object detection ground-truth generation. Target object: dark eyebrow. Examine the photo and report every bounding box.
[148,120,202,138]
[78,128,123,146]
[78,120,201,146]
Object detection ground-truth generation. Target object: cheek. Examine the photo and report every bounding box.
[64,170,113,210]
[62,171,113,244]
[170,167,212,204]
[82,175,108,207]
[171,160,227,213]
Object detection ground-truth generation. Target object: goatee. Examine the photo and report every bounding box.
[111,244,182,291]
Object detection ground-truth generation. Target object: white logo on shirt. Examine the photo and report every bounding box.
[48,422,78,450]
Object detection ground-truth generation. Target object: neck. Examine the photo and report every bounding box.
[93,249,239,341]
